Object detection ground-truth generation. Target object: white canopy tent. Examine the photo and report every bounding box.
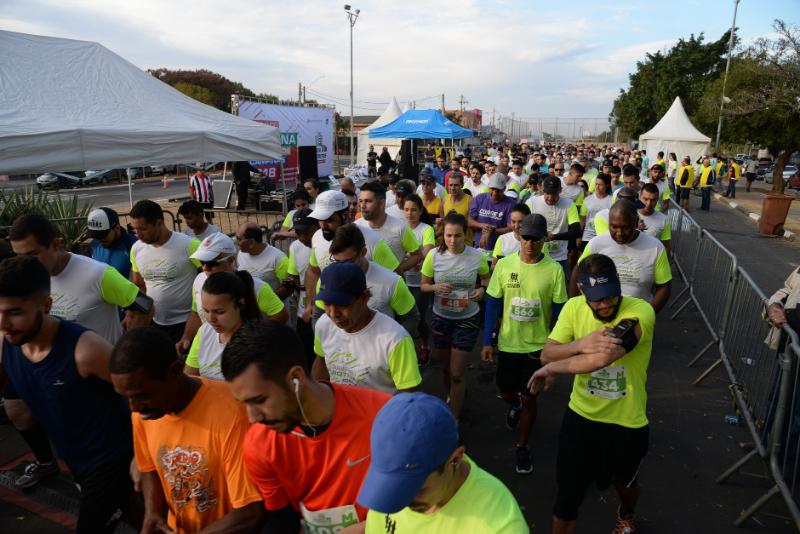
[356,97,403,166]
[639,97,710,164]
[0,30,281,206]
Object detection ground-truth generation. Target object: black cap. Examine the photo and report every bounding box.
[616,187,645,209]
[292,207,316,230]
[395,180,415,196]
[542,175,562,194]
[520,214,547,241]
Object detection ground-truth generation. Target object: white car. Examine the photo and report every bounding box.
[764,165,798,184]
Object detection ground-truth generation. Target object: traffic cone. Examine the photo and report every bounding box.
[162,174,169,189]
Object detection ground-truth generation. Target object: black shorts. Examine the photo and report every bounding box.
[554,408,649,521]
[677,187,691,200]
[71,457,133,534]
[496,350,541,397]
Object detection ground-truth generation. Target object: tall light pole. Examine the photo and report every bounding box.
[345,5,360,166]
[715,0,740,154]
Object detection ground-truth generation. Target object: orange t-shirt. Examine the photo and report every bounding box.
[243,383,390,531]
[133,378,262,534]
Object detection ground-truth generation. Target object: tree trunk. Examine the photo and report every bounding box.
[772,150,793,194]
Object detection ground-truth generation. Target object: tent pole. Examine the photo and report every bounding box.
[128,174,133,209]
[280,162,288,215]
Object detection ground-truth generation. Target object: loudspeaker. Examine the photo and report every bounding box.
[400,140,418,183]
[298,146,319,180]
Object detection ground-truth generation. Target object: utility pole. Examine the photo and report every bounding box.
[345,5,360,166]
[303,86,306,103]
[459,95,468,112]
[298,82,302,103]
[715,0,740,154]
[441,93,445,112]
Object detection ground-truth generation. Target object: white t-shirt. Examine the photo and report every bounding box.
[50,253,134,344]
[463,177,489,196]
[638,210,669,240]
[526,195,577,262]
[386,203,404,219]
[560,182,584,205]
[131,232,199,326]
[183,223,220,241]
[310,225,391,273]
[289,240,313,318]
[191,271,273,323]
[583,232,668,301]
[364,262,402,318]
[314,311,419,394]
[236,245,288,290]
[495,232,521,258]
[422,247,488,320]
[404,222,433,287]
[187,322,226,380]
[507,172,528,189]
[386,189,397,207]
[355,215,417,263]
[581,194,613,241]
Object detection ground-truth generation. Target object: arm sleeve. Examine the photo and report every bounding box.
[566,204,580,225]
[553,222,581,241]
[469,198,480,218]
[99,266,139,308]
[274,256,290,282]
[483,294,503,346]
[420,250,435,278]
[653,248,673,284]
[594,214,608,235]
[579,203,587,217]
[401,226,420,253]
[257,284,286,317]
[185,329,202,368]
[372,240,400,271]
[188,239,201,268]
[390,278,416,316]
[387,336,422,390]
[222,416,264,508]
[309,248,319,268]
[191,288,198,313]
[552,265,568,304]
[422,226,436,247]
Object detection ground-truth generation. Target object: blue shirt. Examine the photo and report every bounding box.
[90,230,137,279]
[432,165,450,186]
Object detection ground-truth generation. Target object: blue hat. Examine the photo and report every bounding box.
[316,262,366,306]
[578,269,622,302]
[357,393,458,514]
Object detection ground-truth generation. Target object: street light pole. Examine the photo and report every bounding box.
[715,0,740,154]
[345,5,360,167]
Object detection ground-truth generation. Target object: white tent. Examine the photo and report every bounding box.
[638,97,710,164]
[0,30,281,175]
[356,97,403,166]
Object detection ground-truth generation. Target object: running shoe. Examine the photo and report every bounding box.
[515,446,533,475]
[506,405,521,430]
[14,461,59,489]
[612,510,637,534]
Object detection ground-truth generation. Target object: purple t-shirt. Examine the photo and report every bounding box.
[468,193,517,250]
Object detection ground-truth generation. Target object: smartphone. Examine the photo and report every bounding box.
[606,318,639,352]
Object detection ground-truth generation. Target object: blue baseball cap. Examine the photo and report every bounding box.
[357,393,458,514]
[315,262,366,306]
[578,269,622,302]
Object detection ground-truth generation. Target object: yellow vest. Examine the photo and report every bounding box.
[677,165,695,188]
[699,165,715,187]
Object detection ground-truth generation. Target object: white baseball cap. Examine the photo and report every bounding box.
[488,173,507,190]
[308,190,348,220]
[190,232,236,262]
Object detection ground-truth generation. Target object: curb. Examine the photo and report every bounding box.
[712,192,796,241]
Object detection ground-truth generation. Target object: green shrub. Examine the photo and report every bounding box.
[0,188,93,251]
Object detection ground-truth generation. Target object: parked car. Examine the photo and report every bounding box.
[764,165,798,184]
[82,169,115,185]
[149,164,177,175]
[787,170,800,190]
[36,172,68,190]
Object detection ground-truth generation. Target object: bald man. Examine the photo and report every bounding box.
[572,201,672,313]
[339,177,358,196]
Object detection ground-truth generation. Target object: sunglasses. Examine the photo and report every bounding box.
[200,257,227,267]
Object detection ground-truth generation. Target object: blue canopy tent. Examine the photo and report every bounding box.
[368,109,474,139]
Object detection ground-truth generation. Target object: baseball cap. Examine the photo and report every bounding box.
[578,268,622,302]
[542,175,562,194]
[488,173,507,190]
[395,180,415,196]
[615,187,646,209]
[358,393,459,514]
[291,208,315,230]
[309,190,348,220]
[87,207,120,239]
[520,214,547,240]
[190,232,236,262]
[316,262,366,306]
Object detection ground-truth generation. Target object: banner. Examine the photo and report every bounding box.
[237,101,334,187]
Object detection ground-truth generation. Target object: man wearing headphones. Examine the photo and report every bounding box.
[222,320,390,533]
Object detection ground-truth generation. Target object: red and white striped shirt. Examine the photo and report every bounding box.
[189,172,214,203]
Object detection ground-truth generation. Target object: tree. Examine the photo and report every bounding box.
[149,68,280,112]
[611,32,732,140]
[172,82,215,106]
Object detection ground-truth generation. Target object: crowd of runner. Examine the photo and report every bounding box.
[0,141,696,533]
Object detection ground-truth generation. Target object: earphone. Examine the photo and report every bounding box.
[292,377,300,394]
[292,377,317,438]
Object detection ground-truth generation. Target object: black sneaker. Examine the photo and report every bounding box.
[506,405,521,430]
[515,446,533,475]
[14,461,60,489]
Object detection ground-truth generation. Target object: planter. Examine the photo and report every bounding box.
[759,193,794,236]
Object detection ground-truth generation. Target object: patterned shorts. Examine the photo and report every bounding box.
[431,312,480,352]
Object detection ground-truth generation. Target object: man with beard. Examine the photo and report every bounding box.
[222,320,390,533]
[0,256,134,533]
[111,326,265,534]
[529,254,655,534]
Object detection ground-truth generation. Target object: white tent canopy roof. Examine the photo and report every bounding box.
[639,97,711,143]
[356,97,403,166]
[0,30,281,175]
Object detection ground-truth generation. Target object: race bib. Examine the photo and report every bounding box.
[509,297,540,322]
[586,365,627,400]
[545,241,559,252]
[439,289,469,313]
[299,502,359,534]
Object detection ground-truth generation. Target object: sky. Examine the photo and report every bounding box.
[2,0,798,127]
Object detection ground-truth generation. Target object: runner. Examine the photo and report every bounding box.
[110,326,264,533]
[638,183,672,256]
[402,194,436,365]
[646,165,671,212]
[272,189,311,241]
[575,201,672,313]
[179,200,221,241]
[386,180,414,220]
[356,393,528,533]
[87,207,137,279]
[221,320,390,532]
[442,172,474,245]
[468,174,516,257]
[482,214,567,475]
[312,262,421,394]
[491,203,531,269]
[526,175,581,272]
[420,172,444,224]
[129,200,201,344]
[0,256,134,533]
[612,164,642,202]
[579,173,612,248]
[235,222,291,294]
[675,157,695,211]
[287,208,319,368]
[463,163,489,196]
[421,212,490,420]
[529,254,655,534]
[355,181,422,272]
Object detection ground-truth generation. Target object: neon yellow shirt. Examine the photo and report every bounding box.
[549,296,655,428]
[365,456,528,534]
[487,253,567,353]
